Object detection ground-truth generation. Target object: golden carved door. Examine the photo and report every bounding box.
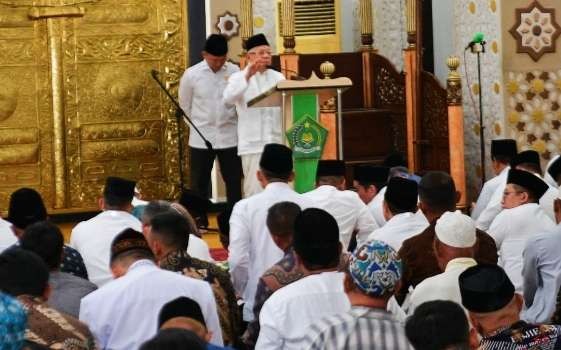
[0,0,188,213]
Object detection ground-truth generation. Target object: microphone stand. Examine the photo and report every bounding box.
[470,42,486,184]
[150,70,214,191]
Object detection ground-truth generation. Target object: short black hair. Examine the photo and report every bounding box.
[492,154,514,164]
[418,171,456,213]
[0,248,49,297]
[293,208,340,269]
[20,221,64,270]
[405,300,470,350]
[385,199,417,216]
[150,212,190,250]
[266,202,301,237]
[260,168,291,182]
[139,329,206,350]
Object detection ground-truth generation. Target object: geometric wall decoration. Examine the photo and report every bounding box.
[509,1,561,62]
[216,11,240,39]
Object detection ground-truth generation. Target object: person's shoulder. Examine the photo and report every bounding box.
[224,61,240,72]
[189,256,230,279]
[401,225,432,248]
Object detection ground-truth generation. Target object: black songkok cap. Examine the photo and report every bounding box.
[317,160,346,177]
[507,168,548,200]
[204,34,228,56]
[259,143,293,174]
[7,188,47,230]
[104,176,136,201]
[384,177,418,211]
[293,208,340,266]
[548,156,561,181]
[246,33,269,51]
[158,297,206,328]
[510,150,542,173]
[110,228,152,263]
[491,139,517,159]
[459,264,514,313]
[354,165,389,184]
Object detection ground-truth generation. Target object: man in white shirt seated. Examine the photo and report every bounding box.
[407,211,478,313]
[304,160,378,250]
[304,240,413,350]
[70,177,142,286]
[353,165,389,227]
[223,34,285,197]
[368,176,428,251]
[488,169,555,292]
[228,143,314,322]
[472,139,517,221]
[256,208,350,350]
[79,228,222,350]
[179,34,242,206]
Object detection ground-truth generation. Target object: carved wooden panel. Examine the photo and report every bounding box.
[0,0,188,212]
[420,71,450,172]
[371,53,406,110]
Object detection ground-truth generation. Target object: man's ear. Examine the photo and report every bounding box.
[288,171,295,182]
[343,273,354,293]
[514,293,524,313]
[520,191,530,204]
[98,197,105,210]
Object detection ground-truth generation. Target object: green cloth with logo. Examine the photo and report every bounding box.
[286,93,328,193]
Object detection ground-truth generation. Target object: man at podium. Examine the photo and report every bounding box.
[223,34,285,197]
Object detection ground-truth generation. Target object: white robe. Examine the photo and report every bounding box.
[472,167,509,221]
[488,203,556,292]
[303,185,378,249]
[367,186,387,227]
[367,211,428,252]
[228,182,315,321]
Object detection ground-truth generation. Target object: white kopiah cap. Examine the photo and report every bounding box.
[435,210,476,248]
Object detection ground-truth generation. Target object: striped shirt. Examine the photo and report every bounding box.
[303,306,413,350]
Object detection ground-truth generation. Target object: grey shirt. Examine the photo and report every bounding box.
[522,226,561,323]
[48,271,97,318]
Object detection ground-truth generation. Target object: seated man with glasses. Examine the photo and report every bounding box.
[487,169,555,293]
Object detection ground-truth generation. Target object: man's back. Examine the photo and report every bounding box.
[79,260,222,350]
[304,185,377,249]
[48,271,97,318]
[228,182,315,321]
[256,271,350,350]
[368,211,428,252]
[70,210,141,286]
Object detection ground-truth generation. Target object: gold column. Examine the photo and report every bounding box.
[359,0,373,50]
[240,0,253,53]
[406,0,417,47]
[446,56,467,209]
[282,0,296,53]
[29,4,85,209]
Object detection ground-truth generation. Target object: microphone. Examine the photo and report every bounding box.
[150,69,214,152]
[465,32,486,51]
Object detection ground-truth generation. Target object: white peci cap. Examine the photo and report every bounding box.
[435,210,476,248]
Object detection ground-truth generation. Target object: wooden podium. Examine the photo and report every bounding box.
[248,66,352,193]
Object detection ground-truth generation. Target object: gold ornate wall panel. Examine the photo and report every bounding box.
[0,0,188,212]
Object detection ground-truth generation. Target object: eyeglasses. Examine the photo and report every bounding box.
[248,49,272,56]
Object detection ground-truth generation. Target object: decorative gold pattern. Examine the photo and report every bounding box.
[421,71,450,171]
[281,0,295,53]
[372,54,406,108]
[0,0,187,212]
[406,0,417,46]
[240,0,253,51]
[446,56,462,106]
[359,0,373,49]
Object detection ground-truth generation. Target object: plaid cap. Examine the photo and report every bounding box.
[0,292,27,350]
[348,240,402,297]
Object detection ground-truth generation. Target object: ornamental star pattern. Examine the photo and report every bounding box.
[509,1,561,62]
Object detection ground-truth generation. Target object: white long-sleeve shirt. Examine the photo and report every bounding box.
[223,67,285,155]
[367,211,428,252]
[70,210,142,286]
[228,182,315,321]
[0,218,16,253]
[178,60,239,149]
[472,167,509,221]
[303,185,378,249]
[256,271,350,350]
[522,228,561,323]
[367,186,387,227]
[80,259,222,349]
[488,203,556,292]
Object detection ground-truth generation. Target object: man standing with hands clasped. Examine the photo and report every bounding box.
[179,34,242,205]
[223,34,285,197]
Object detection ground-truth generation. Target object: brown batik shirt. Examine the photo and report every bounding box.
[17,295,96,349]
[159,249,240,346]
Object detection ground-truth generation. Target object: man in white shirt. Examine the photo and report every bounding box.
[70,177,142,286]
[408,211,477,313]
[488,169,555,292]
[472,139,517,221]
[228,143,314,322]
[79,229,222,350]
[179,34,242,205]
[304,160,377,250]
[368,176,428,251]
[256,208,350,350]
[353,165,390,227]
[223,34,285,197]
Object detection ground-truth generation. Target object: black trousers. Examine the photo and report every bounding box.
[190,146,242,205]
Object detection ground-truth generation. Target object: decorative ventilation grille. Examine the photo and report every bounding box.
[278,0,336,36]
